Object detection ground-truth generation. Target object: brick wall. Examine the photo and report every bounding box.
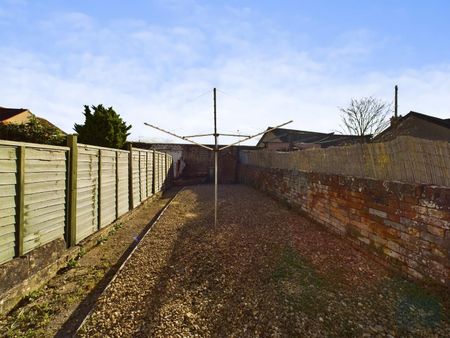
[239,164,450,287]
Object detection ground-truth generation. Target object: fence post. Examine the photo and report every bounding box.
[66,135,78,247]
[138,150,142,202]
[146,151,149,198]
[152,150,156,194]
[15,145,26,256]
[115,151,119,219]
[128,144,134,210]
[98,149,102,229]
[165,153,169,189]
[168,154,172,184]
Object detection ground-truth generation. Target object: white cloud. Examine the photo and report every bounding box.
[0,6,449,145]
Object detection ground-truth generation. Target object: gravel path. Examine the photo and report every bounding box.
[0,190,178,338]
[79,185,449,337]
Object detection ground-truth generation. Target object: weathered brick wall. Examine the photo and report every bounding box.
[239,164,450,287]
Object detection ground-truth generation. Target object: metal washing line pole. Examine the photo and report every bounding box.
[144,88,293,226]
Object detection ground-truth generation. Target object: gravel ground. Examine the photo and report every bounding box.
[79,184,449,337]
[0,189,178,338]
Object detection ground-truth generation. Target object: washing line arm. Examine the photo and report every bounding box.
[219,133,251,138]
[218,120,293,151]
[183,133,215,138]
[183,132,251,138]
[143,122,214,151]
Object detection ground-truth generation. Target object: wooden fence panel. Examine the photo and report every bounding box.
[154,152,159,192]
[162,154,167,189]
[117,152,129,217]
[99,150,116,228]
[76,146,99,243]
[146,151,153,196]
[132,150,140,208]
[153,152,158,192]
[23,147,67,254]
[166,156,173,184]
[0,139,172,266]
[139,151,147,202]
[160,152,164,191]
[0,145,17,264]
[155,152,161,192]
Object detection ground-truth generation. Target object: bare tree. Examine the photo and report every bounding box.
[339,97,391,138]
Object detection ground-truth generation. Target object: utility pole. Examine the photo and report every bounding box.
[144,88,292,226]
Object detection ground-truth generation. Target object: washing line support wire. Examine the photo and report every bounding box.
[183,90,212,104]
[215,88,246,102]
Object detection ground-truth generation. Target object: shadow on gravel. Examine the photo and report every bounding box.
[133,185,302,336]
[55,188,180,338]
[129,185,449,337]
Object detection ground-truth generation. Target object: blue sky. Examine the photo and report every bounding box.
[1,0,449,143]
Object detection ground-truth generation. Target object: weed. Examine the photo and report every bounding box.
[96,236,107,246]
[7,301,55,337]
[272,246,322,284]
[346,226,360,239]
[77,247,86,258]
[272,246,328,315]
[65,293,80,305]
[23,289,45,303]
[66,258,78,269]
[83,278,98,291]
[95,222,125,246]
[387,276,444,329]
[109,222,124,236]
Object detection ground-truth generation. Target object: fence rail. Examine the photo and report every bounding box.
[240,136,450,186]
[0,137,172,265]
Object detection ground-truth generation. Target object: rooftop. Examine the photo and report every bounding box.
[0,107,29,122]
[257,127,367,147]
